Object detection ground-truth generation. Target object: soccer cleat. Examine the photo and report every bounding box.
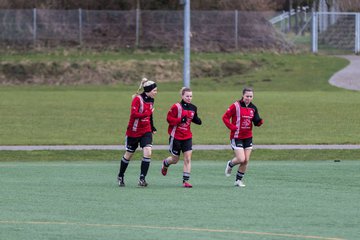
[225,160,232,177]
[117,176,125,187]
[161,160,168,176]
[138,179,148,187]
[234,180,246,187]
[183,181,193,188]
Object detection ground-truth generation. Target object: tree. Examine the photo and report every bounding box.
[0,0,290,10]
[338,0,360,11]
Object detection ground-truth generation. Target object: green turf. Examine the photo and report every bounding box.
[0,160,358,240]
[0,89,359,145]
[1,149,360,162]
[1,52,356,145]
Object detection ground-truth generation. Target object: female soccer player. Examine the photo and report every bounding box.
[161,87,202,188]
[117,78,158,187]
[222,87,263,187]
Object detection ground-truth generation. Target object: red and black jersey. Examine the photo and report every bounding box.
[126,92,155,138]
[222,99,263,140]
[167,100,202,140]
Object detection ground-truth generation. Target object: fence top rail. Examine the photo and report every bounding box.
[316,12,359,15]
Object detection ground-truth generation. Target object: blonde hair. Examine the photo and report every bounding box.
[132,78,156,98]
[180,87,192,96]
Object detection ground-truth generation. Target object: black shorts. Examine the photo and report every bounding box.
[231,137,253,150]
[125,132,153,153]
[169,137,192,156]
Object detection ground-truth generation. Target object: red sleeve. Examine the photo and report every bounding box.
[222,104,238,131]
[167,104,181,125]
[130,96,151,118]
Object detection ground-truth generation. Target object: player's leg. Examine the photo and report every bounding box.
[117,136,137,187]
[182,138,193,188]
[138,132,153,187]
[161,136,180,176]
[182,150,193,188]
[225,139,245,177]
[235,138,253,187]
[239,148,252,173]
[161,154,180,175]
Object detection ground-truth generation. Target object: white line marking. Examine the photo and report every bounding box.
[0,220,345,240]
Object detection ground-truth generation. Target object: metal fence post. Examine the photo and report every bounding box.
[33,8,37,45]
[183,0,191,88]
[234,10,238,50]
[355,13,360,54]
[79,8,83,45]
[136,7,140,48]
[281,11,285,32]
[311,11,318,53]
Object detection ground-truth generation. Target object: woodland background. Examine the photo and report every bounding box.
[1,0,360,12]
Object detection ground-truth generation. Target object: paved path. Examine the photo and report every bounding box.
[329,55,360,91]
[1,145,360,151]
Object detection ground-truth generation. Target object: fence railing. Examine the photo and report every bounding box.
[269,7,309,33]
[0,9,293,51]
[1,9,360,54]
[311,12,360,54]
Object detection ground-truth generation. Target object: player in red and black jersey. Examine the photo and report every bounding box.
[117,78,158,187]
[222,87,264,187]
[161,87,202,188]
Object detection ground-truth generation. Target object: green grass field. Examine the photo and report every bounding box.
[1,50,360,240]
[2,52,358,146]
[1,149,360,162]
[1,160,359,240]
[1,90,359,145]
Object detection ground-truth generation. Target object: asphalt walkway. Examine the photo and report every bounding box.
[329,55,360,91]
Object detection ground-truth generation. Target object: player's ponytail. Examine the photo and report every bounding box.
[132,78,157,99]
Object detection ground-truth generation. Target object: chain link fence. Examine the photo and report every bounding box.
[1,9,359,54]
[312,12,360,54]
[0,9,293,52]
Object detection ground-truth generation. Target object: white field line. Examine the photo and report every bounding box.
[0,220,345,240]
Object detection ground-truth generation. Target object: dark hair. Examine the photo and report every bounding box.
[242,87,253,95]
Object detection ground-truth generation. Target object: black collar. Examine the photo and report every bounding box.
[141,92,153,102]
[181,100,189,107]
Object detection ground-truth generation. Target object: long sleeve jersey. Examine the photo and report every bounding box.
[167,100,202,140]
[222,99,263,139]
[126,92,155,138]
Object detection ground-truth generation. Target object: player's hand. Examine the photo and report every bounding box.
[145,109,153,116]
[230,125,238,131]
[181,116,187,123]
[152,126,157,134]
[256,119,264,127]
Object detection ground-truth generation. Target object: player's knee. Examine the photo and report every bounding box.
[124,152,134,160]
[183,157,191,164]
[242,159,249,165]
[235,156,243,163]
[172,156,180,164]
